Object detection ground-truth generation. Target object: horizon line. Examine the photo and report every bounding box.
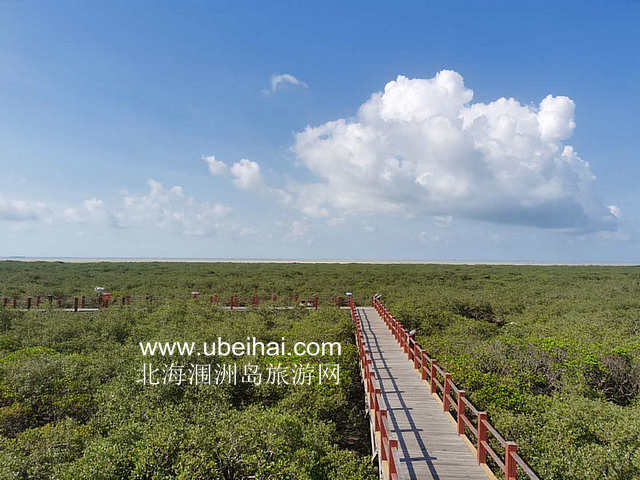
[1,257,638,266]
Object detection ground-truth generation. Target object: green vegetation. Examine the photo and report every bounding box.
[1,261,640,479]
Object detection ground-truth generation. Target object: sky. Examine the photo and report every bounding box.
[0,0,639,262]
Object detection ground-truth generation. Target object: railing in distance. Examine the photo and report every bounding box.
[0,293,352,311]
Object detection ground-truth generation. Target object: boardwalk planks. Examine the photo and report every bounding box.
[359,306,490,480]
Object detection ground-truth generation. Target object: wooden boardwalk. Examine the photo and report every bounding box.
[358,306,490,480]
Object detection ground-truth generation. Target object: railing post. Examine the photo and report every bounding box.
[12,297,17,309]
[373,388,381,430]
[421,352,428,381]
[443,373,452,411]
[457,390,466,435]
[57,297,62,308]
[368,371,375,406]
[380,410,389,461]
[313,296,318,310]
[430,360,438,394]
[74,297,78,312]
[127,295,131,305]
[81,295,85,308]
[505,442,517,480]
[389,439,398,477]
[477,412,487,464]
[413,343,419,369]
[36,296,41,307]
[27,297,32,309]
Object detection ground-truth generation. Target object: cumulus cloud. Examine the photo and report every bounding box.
[203,155,264,190]
[204,155,229,176]
[204,154,292,204]
[291,70,618,232]
[265,73,308,94]
[115,179,231,236]
[231,158,264,190]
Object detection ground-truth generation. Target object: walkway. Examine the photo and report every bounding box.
[358,306,489,480]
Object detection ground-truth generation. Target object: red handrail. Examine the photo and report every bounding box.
[371,296,540,480]
[0,293,340,311]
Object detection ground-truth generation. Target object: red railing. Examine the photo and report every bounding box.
[0,293,331,311]
[350,298,400,480]
[372,296,540,480]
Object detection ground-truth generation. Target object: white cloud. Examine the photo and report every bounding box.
[204,155,229,176]
[291,70,618,232]
[0,197,49,221]
[2,182,250,239]
[203,154,264,191]
[62,198,106,223]
[538,94,576,140]
[204,154,292,205]
[231,158,263,190]
[115,179,230,236]
[266,73,308,94]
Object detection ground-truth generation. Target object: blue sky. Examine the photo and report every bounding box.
[0,0,638,261]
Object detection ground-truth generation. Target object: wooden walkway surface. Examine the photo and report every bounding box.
[358,306,489,480]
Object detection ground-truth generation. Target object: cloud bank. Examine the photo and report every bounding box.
[1,180,236,238]
[291,70,617,232]
[114,179,231,236]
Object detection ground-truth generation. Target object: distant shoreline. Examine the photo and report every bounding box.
[1,257,638,266]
